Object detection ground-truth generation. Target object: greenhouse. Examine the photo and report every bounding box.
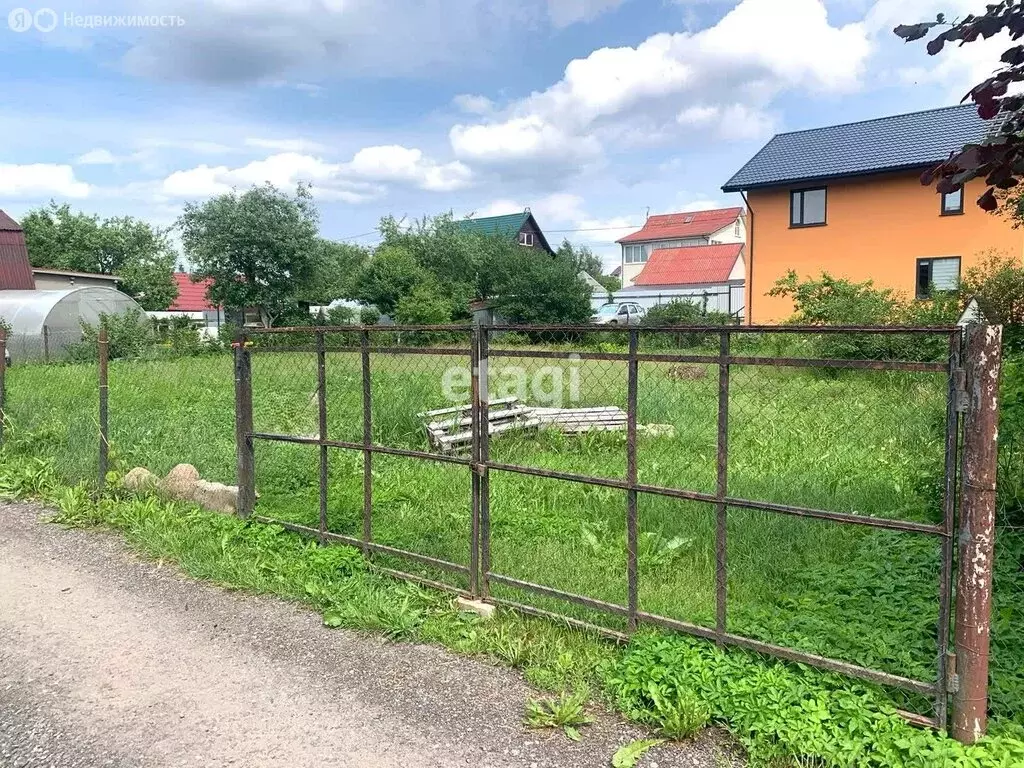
[0,287,144,361]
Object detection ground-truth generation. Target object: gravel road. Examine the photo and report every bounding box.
[0,502,736,768]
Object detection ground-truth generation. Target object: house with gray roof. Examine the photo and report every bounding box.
[721,105,1018,323]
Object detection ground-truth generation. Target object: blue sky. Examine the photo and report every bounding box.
[0,0,1002,269]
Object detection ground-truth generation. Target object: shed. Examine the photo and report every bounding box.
[0,287,145,360]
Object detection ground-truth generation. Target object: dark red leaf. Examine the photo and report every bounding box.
[894,22,936,42]
[1000,45,1024,64]
[920,167,937,185]
[978,188,999,211]
[927,36,946,54]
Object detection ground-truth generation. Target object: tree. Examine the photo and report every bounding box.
[301,238,369,305]
[178,183,319,327]
[20,202,178,310]
[489,245,593,325]
[895,6,1024,210]
[595,274,621,295]
[350,245,428,317]
[556,239,603,277]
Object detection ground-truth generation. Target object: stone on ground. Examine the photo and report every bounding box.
[121,467,159,492]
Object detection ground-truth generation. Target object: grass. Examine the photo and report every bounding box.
[4,456,1021,768]
[2,338,1022,737]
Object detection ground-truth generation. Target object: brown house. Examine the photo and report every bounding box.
[0,211,37,290]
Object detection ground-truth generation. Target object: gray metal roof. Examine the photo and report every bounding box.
[722,105,992,192]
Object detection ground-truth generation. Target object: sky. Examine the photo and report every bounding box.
[0,0,1007,270]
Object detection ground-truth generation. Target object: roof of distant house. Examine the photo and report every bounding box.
[0,210,23,231]
[32,267,119,282]
[617,207,743,244]
[722,105,993,192]
[629,243,743,287]
[456,210,553,253]
[169,272,217,311]
[0,210,36,290]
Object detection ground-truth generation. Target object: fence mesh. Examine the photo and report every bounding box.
[2,323,1021,734]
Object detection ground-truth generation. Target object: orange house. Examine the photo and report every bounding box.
[722,105,1023,324]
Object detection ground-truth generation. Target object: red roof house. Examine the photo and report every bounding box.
[616,207,744,244]
[632,243,744,287]
[0,211,37,290]
[168,272,217,312]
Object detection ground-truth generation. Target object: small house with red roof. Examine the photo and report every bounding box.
[148,272,224,338]
[613,207,746,318]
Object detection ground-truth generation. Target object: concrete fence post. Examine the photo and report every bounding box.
[952,323,1003,744]
[0,327,6,446]
[98,328,109,488]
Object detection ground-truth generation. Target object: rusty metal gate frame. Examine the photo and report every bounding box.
[236,323,965,730]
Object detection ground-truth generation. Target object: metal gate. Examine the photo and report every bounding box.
[233,323,1002,740]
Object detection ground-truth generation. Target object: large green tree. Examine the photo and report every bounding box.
[301,238,370,306]
[21,202,178,310]
[178,183,319,327]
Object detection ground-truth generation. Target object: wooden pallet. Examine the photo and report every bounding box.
[418,399,628,453]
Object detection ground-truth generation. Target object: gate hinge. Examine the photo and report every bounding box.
[953,368,969,413]
[946,651,960,694]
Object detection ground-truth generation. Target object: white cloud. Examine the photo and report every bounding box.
[452,94,496,115]
[76,148,118,165]
[449,0,871,168]
[0,164,90,198]
[160,145,471,201]
[451,116,601,164]
[346,145,472,192]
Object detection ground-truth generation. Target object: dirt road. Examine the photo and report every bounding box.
[0,503,731,768]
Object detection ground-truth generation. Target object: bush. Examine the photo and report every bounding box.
[642,300,730,349]
[999,354,1024,527]
[360,306,381,326]
[66,308,154,361]
[769,271,959,361]
[326,305,356,326]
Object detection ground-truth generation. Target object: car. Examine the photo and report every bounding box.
[591,301,646,326]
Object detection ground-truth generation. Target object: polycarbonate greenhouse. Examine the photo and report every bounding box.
[0,287,144,361]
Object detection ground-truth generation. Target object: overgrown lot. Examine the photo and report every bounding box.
[4,334,1023,743]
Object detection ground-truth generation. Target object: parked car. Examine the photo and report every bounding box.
[591,301,646,326]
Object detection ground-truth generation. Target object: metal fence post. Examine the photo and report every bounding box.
[715,329,731,642]
[0,328,6,446]
[98,328,109,488]
[233,332,256,519]
[360,329,372,556]
[626,328,639,632]
[470,326,481,597]
[479,326,492,599]
[952,323,1003,744]
[316,329,329,543]
[43,325,50,364]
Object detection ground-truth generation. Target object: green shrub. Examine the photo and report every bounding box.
[768,271,959,361]
[360,306,381,325]
[326,305,357,326]
[66,308,154,361]
[642,300,731,349]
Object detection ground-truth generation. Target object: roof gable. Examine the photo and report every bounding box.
[723,105,992,192]
[0,209,36,290]
[0,210,22,232]
[456,210,553,253]
[632,243,743,287]
[456,212,530,238]
[617,207,743,244]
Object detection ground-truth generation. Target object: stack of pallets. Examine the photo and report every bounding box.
[419,398,627,454]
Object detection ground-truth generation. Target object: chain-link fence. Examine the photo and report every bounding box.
[0,322,1015,739]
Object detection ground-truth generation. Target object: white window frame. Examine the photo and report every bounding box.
[519,232,534,247]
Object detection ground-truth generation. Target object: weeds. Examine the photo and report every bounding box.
[524,691,593,741]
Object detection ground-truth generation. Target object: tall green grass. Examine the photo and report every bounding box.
[4,347,1021,729]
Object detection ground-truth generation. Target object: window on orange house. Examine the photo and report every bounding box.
[941,187,964,216]
[790,187,827,227]
[916,256,960,299]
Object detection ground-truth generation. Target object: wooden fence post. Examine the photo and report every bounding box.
[952,324,1003,743]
